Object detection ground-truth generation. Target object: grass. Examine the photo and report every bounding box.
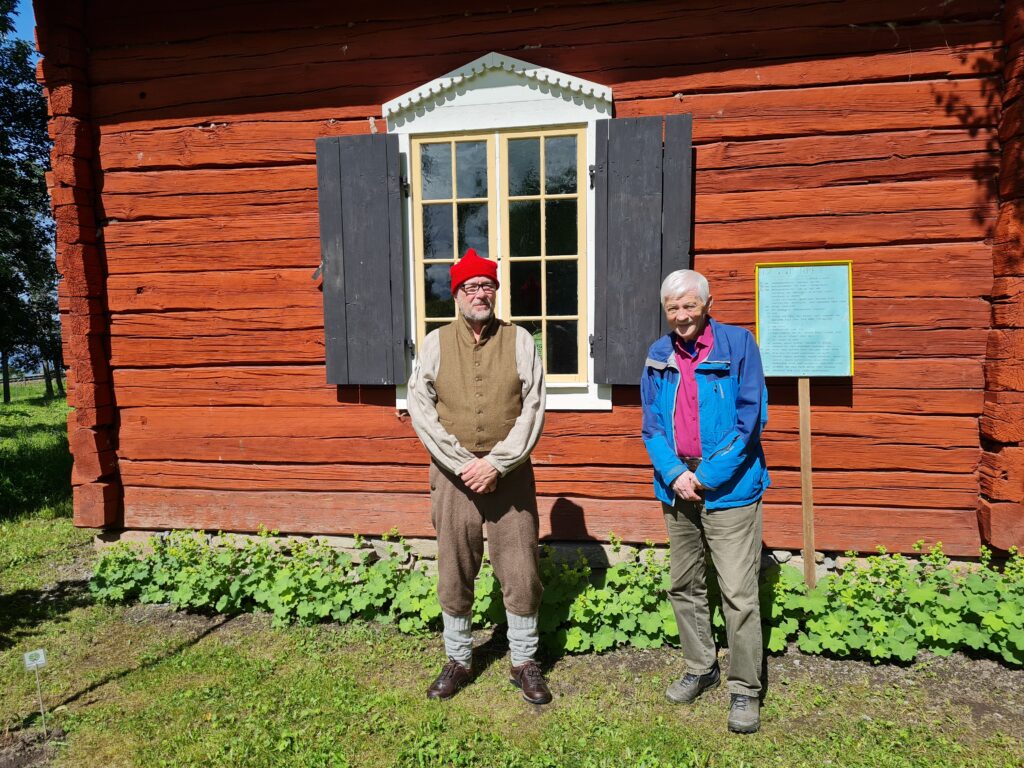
[2,381,1023,767]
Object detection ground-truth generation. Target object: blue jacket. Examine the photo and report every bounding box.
[641,318,770,510]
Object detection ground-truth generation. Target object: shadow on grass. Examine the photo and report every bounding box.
[0,579,94,652]
[52,614,233,717]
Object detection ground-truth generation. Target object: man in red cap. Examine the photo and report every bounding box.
[407,248,550,705]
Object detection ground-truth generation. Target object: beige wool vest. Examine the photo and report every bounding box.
[434,317,522,452]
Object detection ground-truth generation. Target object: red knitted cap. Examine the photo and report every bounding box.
[449,248,498,295]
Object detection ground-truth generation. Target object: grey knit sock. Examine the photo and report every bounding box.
[442,612,473,668]
[506,611,539,667]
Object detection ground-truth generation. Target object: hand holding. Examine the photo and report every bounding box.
[672,470,703,501]
[461,458,499,494]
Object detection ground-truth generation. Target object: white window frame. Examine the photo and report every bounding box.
[385,53,613,411]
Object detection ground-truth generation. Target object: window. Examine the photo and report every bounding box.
[305,54,691,401]
[411,127,588,383]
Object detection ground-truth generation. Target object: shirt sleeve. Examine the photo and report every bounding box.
[483,325,546,476]
[406,330,477,475]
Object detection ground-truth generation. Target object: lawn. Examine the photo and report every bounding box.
[2,382,1023,767]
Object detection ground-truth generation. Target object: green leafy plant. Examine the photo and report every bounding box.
[90,531,1024,667]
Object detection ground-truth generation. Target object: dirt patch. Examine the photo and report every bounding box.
[0,728,63,768]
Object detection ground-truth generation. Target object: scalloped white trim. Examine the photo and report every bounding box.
[382,52,612,118]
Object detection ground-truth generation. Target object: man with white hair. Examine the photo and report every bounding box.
[640,269,770,734]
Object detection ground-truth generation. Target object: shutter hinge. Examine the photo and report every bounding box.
[588,165,596,190]
[400,175,410,198]
[588,333,595,357]
[405,338,416,357]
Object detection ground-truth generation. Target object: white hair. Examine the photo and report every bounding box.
[660,269,710,304]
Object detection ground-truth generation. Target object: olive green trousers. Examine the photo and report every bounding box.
[662,497,763,697]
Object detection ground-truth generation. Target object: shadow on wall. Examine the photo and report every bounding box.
[931,49,1002,231]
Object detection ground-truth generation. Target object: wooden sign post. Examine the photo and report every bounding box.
[756,262,854,589]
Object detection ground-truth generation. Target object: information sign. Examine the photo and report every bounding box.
[755,261,854,377]
[23,648,47,671]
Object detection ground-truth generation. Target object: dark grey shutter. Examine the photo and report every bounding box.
[315,133,406,385]
[593,113,693,385]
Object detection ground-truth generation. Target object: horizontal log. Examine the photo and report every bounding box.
[116,458,978,509]
[619,80,998,142]
[106,268,321,312]
[699,129,991,172]
[702,151,996,195]
[98,118,370,172]
[696,179,989,223]
[105,237,319,274]
[979,447,1024,502]
[978,499,1024,551]
[103,211,318,248]
[111,358,983,410]
[695,208,993,252]
[114,405,978,445]
[119,486,983,554]
[616,39,1001,100]
[97,170,993,224]
[114,404,980,472]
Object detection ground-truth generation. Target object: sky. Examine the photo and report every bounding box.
[12,0,36,44]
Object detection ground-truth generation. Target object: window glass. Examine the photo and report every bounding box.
[412,129,584,381]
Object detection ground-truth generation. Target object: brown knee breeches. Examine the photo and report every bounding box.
[429,460,542,617]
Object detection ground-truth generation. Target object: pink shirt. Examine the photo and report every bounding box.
[673,321,714,459]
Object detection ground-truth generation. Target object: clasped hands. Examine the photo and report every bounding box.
[461,458,499,494]
[671,470,703,501]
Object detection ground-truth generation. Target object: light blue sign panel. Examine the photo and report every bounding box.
[756,263,853,377]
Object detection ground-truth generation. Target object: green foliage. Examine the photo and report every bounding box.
[90,532,1024,668]
[0,380,71,521]
[795,543,1024,666]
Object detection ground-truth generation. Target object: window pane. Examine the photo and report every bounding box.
[456,141,487,199]
[545,199,577,256]
[457,203,489,257]
[545,136,577,194]
[510,261,541,317]
[546,261,577,316]
[508,138,540,196]
[423,264,454,318]
[423,204,453,259]
[420,143,452,200]
[517,319,543,360]
[547,320,578,375]
[509,200,540,258]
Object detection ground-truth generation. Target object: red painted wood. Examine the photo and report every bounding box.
[978,499,1024,550]
[120,486,983,554]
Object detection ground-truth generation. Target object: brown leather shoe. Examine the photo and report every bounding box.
[509,660,552,705]
[426,659,472,700]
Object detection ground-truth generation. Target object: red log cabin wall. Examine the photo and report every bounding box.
[32,0,1020,554]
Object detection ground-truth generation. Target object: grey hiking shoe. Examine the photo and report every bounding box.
[665,664,720,704]
[727,693,760,734]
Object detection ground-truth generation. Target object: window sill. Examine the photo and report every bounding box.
[395,383,612,412]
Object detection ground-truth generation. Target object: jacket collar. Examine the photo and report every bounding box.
[648,317,722,368]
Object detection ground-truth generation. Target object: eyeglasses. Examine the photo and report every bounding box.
[460,282,497,296]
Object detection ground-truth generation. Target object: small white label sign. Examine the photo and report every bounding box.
[24,649,47,671]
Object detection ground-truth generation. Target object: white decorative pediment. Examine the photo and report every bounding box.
[383,52,612,133]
